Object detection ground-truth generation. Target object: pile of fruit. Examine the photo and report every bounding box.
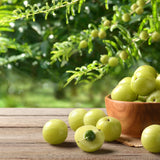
[42,64,160,154]
[111,65,160,102]
[42,108,160,153]
[42,108,121,152]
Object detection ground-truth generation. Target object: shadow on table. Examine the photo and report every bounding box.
[88,148,115,155]
[51,141,115,154]
[51,141,77,148]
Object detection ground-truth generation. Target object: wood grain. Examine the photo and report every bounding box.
[0,108,159,160]
[0,108,74,116]
[0,115,68,127]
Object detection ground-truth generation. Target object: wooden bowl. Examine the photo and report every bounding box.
[105,95,160,138]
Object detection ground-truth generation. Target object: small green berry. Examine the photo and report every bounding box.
[79,40,88,49]
[137,0,145,7]
[108,57,119,67]
[122,13,130,22]
[139,30,149,41]
[119,51,128,60]
[103,20,111,27]
[152,31,160,42]
[91,30,98,38]
[100,55,109,64]
[136,7,144,15]
[131,3,138,11]
[98,30,107,39]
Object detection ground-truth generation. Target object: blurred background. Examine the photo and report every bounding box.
[0,0,159,108]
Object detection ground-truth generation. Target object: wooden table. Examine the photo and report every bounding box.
[0,108,160,160]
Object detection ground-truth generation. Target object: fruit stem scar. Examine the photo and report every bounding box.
[84,130,96,141]
[106,118,110,121]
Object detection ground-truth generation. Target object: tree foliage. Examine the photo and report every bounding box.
[0,0,160,87]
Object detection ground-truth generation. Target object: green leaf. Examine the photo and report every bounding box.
[113,36,123,49]
[151,0,159,30]
[105,43,115,55]
[105,0,108,9]
[138,16,149,34]
[0,27,14,32]
[104,40,119,52]
[78,0,85,13]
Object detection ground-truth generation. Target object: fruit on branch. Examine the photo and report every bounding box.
[122,13,130,22]
[131,3,138,11]
[137,0,145,7]
[135,7,144,15]
[98,29,107,39]
[91,29,98,38]
[108,57,119,67]
[100,55,109,64]
[151,31,160,42]
[118,50,128,60]
[79,40,88,49]
[139,30,149,41]
[103,19,111,27]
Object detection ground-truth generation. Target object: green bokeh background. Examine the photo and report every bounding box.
[0,0,159,108]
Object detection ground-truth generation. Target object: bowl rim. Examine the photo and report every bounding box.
[105,94,160,104]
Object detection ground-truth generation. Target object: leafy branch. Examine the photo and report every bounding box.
[50,0,160,86]
[0,0,85,25]
[0,0,86,67]
[64,61,109,87]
